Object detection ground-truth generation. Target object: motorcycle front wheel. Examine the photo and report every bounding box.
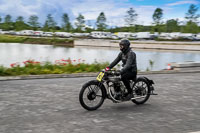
[79,80,106,111]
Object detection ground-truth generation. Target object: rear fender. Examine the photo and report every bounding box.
[143,77,154,85]
[136,76,154,85]
[137,77,157,95]
[135,76,155,91]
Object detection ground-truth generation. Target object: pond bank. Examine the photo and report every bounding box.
[1,69,200,81]
[74,39,200,51]
[0,35,74,46]
[1,35,200,50]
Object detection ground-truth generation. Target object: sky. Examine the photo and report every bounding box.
[0,0,199,27]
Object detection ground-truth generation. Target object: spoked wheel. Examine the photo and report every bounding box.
[131,78,151,105]
[79,80,106,111]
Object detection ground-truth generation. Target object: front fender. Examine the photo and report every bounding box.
[84,80,107,98]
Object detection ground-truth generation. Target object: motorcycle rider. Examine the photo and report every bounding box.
[106,39,137,100]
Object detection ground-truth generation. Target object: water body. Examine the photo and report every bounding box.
[0,43,200,71]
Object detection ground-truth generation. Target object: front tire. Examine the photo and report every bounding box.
[79,80,106,111]
[131,77,151,105]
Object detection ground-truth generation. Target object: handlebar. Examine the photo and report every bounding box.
[102,69,121,76]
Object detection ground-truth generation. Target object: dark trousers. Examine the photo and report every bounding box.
[121,71,137,94]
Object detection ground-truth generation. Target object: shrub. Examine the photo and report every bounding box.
[0,59,108,76]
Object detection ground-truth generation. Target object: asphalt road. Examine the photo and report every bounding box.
[0,73,200,133]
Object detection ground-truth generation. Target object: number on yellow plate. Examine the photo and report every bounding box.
[96,72,104,81]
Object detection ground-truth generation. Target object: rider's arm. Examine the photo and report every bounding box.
[121,52,136,74]
[108,52,122,69]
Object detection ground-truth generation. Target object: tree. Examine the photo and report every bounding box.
[2,14,13,30]
[182,21,199,33]
[165,19,180,32]
[152,8,163,25]
[15,16,29,31]
[61,13,72,32]
[4,15,12,23]
[185,4,200,23]
[152,8,163,32]
[125,8,138,27]
[43,14,57,31]
[75,14,85,32]
[28,15,40,30]
[16,16,24,22]
[96,12,107,31]
[0,16,2,29]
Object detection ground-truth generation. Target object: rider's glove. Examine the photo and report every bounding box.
[105,67,110,71]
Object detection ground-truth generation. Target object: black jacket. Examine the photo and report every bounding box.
[108,48,137,74]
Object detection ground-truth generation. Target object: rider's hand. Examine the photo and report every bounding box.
[105,67,110,71]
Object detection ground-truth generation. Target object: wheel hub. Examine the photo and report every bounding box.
[87,91,96,100]
[135,86,145,95]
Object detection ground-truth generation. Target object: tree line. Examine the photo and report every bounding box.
[0,4,199,33]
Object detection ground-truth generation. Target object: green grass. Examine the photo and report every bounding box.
[0,59,109,76]
[0,35,74,46]
[0,35,26,43]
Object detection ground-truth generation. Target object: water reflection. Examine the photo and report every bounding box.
[0,43,200,71]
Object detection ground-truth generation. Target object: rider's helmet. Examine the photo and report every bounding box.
[119,39,130,52]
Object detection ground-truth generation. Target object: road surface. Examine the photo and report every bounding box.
[0,72,200,133]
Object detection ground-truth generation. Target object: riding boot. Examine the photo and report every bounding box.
[122,86,133,100]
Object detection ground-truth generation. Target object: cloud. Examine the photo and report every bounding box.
[0,0,77,25]
[135,6,157,25]
[70,0,131,26]
[0,0,198,27]
[0,0,158,26]
[0,0,40,20]
[71,0,128,18]
[0,0,167,26]
[0,0,130,26]
[166,0,200,6]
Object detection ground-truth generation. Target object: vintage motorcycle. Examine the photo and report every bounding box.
[79,70,157,111]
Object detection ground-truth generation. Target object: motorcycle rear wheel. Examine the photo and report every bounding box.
[131,77,151,105]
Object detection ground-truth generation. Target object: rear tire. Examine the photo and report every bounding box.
[131,77,151,105]
[79,80,106,111]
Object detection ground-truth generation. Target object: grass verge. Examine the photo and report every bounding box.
[0,35,74,46]
[0,59,109,76]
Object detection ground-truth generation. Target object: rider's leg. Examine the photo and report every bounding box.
[121,71,137,95]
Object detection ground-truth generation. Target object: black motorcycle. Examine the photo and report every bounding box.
[79,70,157,111]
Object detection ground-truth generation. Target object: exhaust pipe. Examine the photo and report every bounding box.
[131,96,146,100]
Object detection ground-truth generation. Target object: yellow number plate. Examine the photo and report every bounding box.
[96,72,104,81]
